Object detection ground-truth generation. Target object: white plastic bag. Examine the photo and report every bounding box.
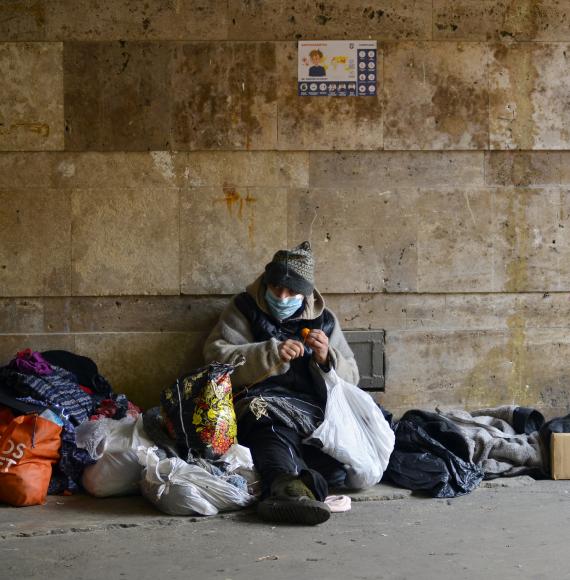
[305,369,395,489]
[220,444,261,497]
[76,415,153,497]
[137,447,255,516]
[219,443,254,471]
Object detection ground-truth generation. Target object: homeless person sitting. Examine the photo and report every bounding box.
[203,241,359,525]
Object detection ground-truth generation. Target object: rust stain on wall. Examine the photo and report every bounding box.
[221,183,242,218]
[0,122,50,137]
[245,192,257,243]
[216,183,258,243]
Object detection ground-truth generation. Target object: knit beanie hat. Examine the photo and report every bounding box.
[264,241,315,296]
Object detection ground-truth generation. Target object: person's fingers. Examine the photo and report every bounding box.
[317,331,329,345]
[282,345,294,356]
[309,330,326,341]
[304,332,329,365]
[290,341,304,358]
[288,346,300,357]
[280,339,305,361]
[307,333,328,349]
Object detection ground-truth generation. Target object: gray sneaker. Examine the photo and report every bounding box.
[257,475,331,525]
[257,495,331,525]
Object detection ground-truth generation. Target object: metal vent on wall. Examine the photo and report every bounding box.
[344,330,385,391]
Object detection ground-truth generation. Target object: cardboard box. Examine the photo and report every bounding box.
[551,433,570,480]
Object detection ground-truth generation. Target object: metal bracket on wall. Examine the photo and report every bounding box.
[344,330,385,391]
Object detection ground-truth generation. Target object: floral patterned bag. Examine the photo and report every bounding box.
[161,358,244,460]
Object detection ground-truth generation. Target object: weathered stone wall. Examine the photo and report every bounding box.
[1,1,570,416]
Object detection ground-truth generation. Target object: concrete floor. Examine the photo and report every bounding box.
[1,478,569,580]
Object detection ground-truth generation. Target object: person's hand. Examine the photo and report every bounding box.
[304,329,329,365]
[278,339,305,363]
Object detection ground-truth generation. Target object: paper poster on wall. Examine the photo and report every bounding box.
[298,40,377,97]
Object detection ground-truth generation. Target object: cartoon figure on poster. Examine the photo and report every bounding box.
[306,49,326,77]
[302,48,353,78]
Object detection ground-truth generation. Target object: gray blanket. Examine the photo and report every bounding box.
[436,406,545,478]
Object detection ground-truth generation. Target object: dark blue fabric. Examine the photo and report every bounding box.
[309,65,326,77]
[385,411,484,498]
[0,365,94,426]
[42,350,113,398]
[238,407,346,501]
[513,406,545,435]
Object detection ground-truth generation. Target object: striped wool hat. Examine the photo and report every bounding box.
[264,241,315,296]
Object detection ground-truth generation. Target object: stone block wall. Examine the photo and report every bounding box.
[1,1,570,416]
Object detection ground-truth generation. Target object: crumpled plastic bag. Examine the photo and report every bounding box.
[137,446,255,516]
[76,415,153,497]
[219,443,254,472]
[304,369,395,489]
[219,443,261,497]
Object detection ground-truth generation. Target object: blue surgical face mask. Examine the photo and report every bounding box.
[265,288,304,321]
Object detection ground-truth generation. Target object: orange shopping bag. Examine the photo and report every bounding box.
[0,407,62,506]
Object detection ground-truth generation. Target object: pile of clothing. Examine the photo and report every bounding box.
[0,351,256,515]
[384,405,570,498]
[0,349,141,505]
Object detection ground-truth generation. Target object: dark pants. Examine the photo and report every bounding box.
[238,410,346,502]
